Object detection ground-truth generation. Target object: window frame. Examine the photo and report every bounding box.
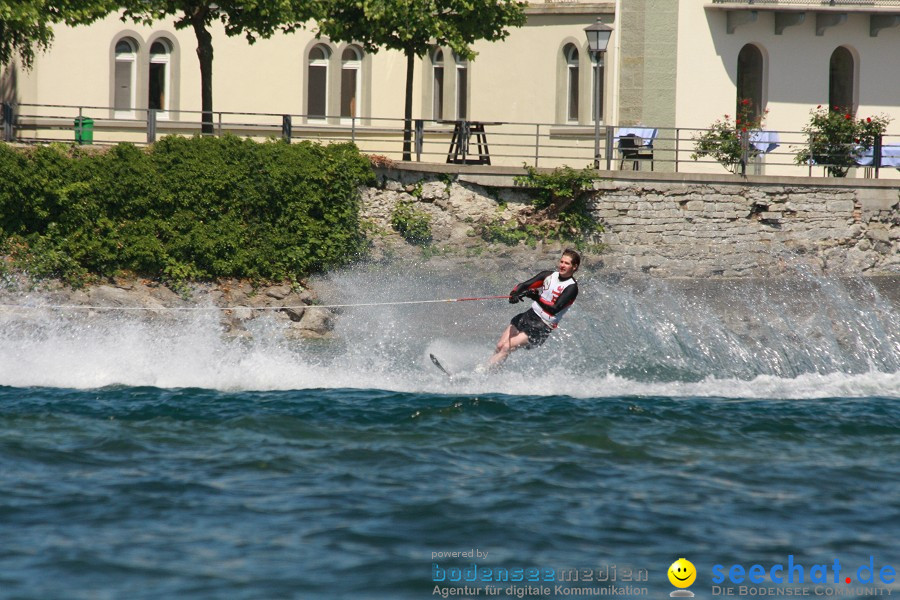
[432,49,445,121]
[340,46,362,123]
[148,39,172,120]
[828,46,856,116]
[113,37,138,119]
[736,43,766,121]
[307,44,331,121]
[454,52,468,121]
[564,44,580,123]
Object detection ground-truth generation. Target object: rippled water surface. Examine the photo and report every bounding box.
[1,267,898,599]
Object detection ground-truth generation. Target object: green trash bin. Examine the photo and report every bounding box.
[74,116,94,145]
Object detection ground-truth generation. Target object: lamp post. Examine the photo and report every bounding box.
[584,18,613,168]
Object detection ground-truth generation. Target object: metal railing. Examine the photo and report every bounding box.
[712,1,900,5]
[2,102,899,179]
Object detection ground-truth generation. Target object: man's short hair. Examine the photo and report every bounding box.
[562,248,581,268]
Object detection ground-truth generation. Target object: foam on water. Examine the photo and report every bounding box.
[1,262,898,398]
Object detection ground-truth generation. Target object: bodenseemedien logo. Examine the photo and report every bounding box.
[668,558,697,597]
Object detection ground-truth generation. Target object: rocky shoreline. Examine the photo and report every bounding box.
[3,166,898,340]
[0,273,336,340]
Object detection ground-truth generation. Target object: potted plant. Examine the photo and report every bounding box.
[692,99,767,174]
[794,106,891,177]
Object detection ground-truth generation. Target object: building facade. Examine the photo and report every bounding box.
[2,0,899,176]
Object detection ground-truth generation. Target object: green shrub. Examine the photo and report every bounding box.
[0,136,375,286]
[498,164,604,251]
[513,164,597,212]
[478,218,534,247]
[794,106,891,177]
[691,99,766,174]
[390,200,432,245]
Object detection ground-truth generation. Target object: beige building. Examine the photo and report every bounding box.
[2,0,900,176]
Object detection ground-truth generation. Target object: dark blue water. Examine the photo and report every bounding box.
[1,269,898,599]
[1,387,898,599]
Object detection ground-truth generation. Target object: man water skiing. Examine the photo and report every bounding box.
[486,249,580,369]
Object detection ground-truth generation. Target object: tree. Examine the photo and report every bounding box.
[121,1,317,134]
[0,0,113,69]
[316,0,527,160]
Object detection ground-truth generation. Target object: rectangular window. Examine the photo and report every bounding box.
[308,64,327,118]
[149,62,166,111]
[341,68,358,119]
[568,66,579,122]
[456,66,468,120]
[433,67,444,120]
[114,61,133,111]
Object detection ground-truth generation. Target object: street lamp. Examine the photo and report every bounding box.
[584,18,613,168]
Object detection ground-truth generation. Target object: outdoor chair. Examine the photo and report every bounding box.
[618,133,654,171]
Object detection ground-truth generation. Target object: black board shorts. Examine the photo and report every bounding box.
[511,309,552,348]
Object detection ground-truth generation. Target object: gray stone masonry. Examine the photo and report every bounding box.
[366,165,900,278]
[590,180,899,277]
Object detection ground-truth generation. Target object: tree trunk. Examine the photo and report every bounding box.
[402,50,414,161]
[191,10,214,135]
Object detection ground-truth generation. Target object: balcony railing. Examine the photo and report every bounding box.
[712,1,900,5]
[2,102,899,180]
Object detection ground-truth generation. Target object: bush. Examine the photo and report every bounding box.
[501,164,603,251]
[692,99,767,174]
[513,164,596,212]
[794,106,891,177]
[0,136,375,285]
[390,201,432,245]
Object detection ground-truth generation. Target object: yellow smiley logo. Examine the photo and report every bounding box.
[668,558,697,588]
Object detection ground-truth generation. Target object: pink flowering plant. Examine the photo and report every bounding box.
[794,106,891,177]
[692,99,767,174]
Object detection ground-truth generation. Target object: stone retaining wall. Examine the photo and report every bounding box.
[368,165,900,278]
[593,180,899,277]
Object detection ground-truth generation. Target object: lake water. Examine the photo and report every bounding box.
[1,265,898,599]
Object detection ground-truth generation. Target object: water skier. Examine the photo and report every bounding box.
[485,249,580,369]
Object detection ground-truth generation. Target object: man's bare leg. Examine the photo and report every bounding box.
[487,324,532,368]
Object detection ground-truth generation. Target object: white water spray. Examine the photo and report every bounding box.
[1,262,898,398]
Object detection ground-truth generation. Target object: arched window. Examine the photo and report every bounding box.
[432,49,444,120]
[564,44,579,122]
[307,44,330,119]
[829,46,855,114]
[736,44,764,120]
[114,38,138,117]
[454,52,468,120]
[148,39,171,116]
[341,46,362,121]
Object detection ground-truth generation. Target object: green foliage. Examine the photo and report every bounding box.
[794,106,892,177]
[315,0,526,60]
[477,218,538,247]
[483,164,604,251]
[120,1,318,132]
[513,164,596,211]
[691,99,766,174]
[0,0,113,68]
[0,136,375,286]
[316,0,526,157]
[120,1,314,43]
[476,206,603,253]
[390,200,432,245]
[0,1,53,68]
